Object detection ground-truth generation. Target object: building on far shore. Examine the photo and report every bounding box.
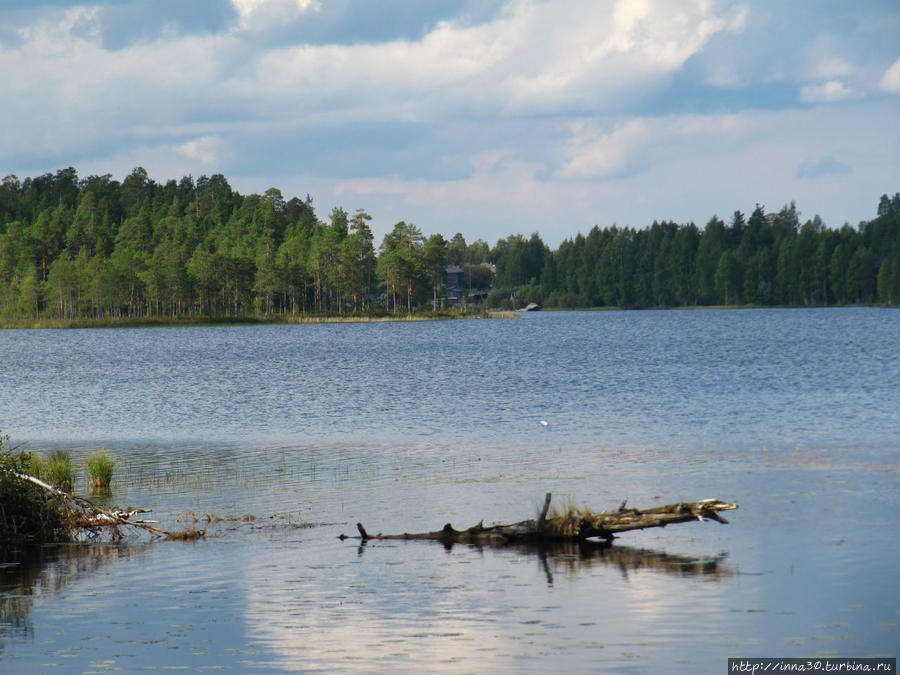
[445,263,494,305]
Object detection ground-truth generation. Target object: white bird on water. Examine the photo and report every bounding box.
[539,420,549,427]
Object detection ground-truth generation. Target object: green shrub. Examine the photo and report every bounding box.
[1,438,74,544]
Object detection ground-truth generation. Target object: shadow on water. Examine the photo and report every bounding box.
[353,538,733,586]
[0,544,142,650]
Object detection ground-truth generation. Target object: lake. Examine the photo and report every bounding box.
[1,308,899,673]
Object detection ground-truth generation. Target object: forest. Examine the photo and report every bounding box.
[0,167,898,322]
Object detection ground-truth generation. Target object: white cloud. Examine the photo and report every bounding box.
[558,119,649,179]
[324,101,898,246]
[3,0,896,247]
[880,57,900,93]
[335,150,546,209]
[174,135,230,166]
[241,0,746,118]
[75,136,233,185]
[799,80,852,102]
[0,7,236,161]
[558,113,747,180]
[231,0,319,31]
[0,0,747,169]
[811,56,854,80]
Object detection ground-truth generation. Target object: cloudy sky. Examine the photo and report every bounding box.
[2,0,899,246]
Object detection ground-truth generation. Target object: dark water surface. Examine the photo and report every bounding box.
[1,308,898,672]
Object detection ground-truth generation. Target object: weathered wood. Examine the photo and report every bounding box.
[342,493,738,545]
[12,470,200,540]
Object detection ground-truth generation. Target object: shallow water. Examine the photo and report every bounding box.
[1,308,899,672]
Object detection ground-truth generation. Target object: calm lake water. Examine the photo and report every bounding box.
[1,308,899,673]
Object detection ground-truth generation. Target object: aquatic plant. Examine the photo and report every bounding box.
[87,451,114,492]
[46,450,74,492]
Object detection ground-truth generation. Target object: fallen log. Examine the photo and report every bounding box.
[341,493,738,545]
[10,470,201,541]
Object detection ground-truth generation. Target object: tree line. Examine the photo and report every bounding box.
[493,196,900,309]
[1,167,898,322]
[0,167,484,320]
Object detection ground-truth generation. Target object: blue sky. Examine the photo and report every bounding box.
[2,0,899,247]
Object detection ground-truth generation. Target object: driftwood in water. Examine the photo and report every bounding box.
[11,471,202,541]
[342,493,738,545]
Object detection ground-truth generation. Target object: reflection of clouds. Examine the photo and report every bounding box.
[242,543,513,672]
[241,536,733,672]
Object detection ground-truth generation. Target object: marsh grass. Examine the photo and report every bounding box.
[113,455,303,494]
[547,500,605,538]
[87,452,114,492]
[46,450,74,492]
[20,452,46,481]
[0,309,493,330]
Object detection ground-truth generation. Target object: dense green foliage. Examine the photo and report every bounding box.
[490,199,900,309]
[0,436,73,545]
[1,167,897,320]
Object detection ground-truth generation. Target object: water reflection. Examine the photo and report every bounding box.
[354,539,733,586]
[0,544,139,649]
[240,534,736,673]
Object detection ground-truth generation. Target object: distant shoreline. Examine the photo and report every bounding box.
[0,310,509,330]
[3,305,893,329]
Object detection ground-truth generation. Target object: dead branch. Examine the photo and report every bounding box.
[12,471,200,541]
[341,493,738,546]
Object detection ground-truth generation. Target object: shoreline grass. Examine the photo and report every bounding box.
[3,304,889,329]
[0,310,494,330]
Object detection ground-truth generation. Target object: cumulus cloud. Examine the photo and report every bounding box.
[241,0,747,118]
[799,80,852,103]
[3,0,897,246]
[880,57,900,93]
[557,113,747,180]
[0,0,745,167]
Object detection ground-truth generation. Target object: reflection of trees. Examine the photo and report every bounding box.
[355,539,732,586]
[0,544,140,648]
